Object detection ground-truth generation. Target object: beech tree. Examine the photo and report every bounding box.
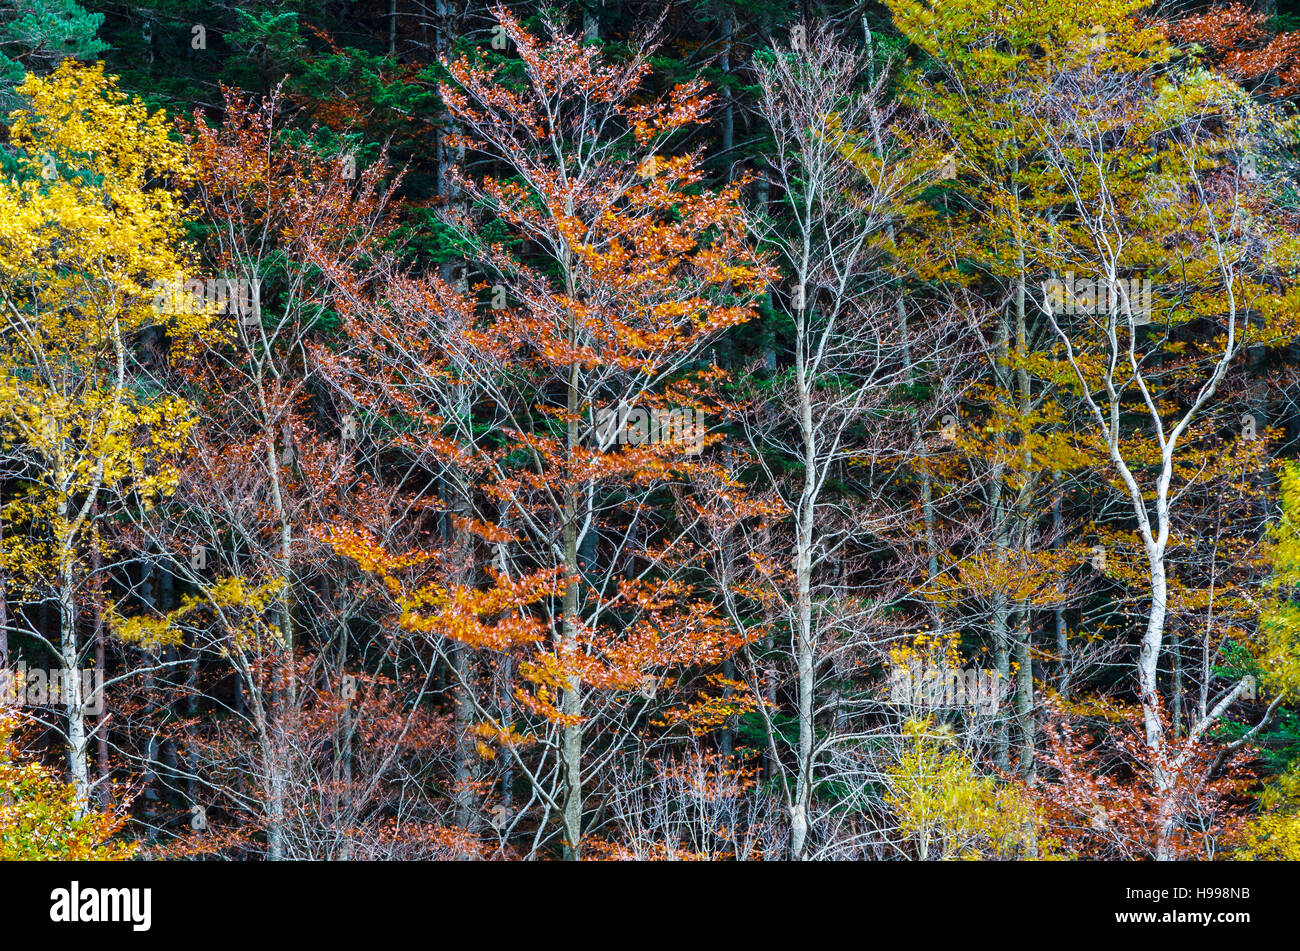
[1023,16,1297,859]
[317,8,772,858]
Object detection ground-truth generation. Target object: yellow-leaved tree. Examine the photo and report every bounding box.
[0,62,212,807]
[0,705,134,859]
[1236,463,1300,858]
[884,718,1041,860]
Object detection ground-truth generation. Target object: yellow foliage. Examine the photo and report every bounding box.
[1236,763,1300,860]
[0,707,135,860]
[112,576,287,651]
[0,63,213,596]
[884,718,1040,860]
[888,630,965,673]
[2,62,205,348]
[1258,463,1300,699]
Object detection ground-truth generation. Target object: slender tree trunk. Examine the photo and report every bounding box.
[1014,611,1034,777]
[1171,632,1183,740]
[992,593,1011,771]
[790,305,817,860]
[0,513,8,669]
[560,482,584,858]
[1012,243,1035,778]
[55,473,89,810]
[92,535,109,806]
[1052,476,1068,695]
[717,7,738,762]
[559,240,584,859]
[1141,545,1176,861]
[265,428,292,859]
[59,549,90,809]
[451,638,477,831]
[863,43,941,630]
[1139,551,1168,749]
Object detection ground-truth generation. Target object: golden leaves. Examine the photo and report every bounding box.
[650,675,761,736]
[0,707,136,860]
[884,716,1041,860]
[925,547,1082,608]
[111,576,287,651]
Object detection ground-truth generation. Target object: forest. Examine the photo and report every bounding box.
[1,0,1300,864]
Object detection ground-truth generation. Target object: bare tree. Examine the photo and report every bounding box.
[747,24,961,858]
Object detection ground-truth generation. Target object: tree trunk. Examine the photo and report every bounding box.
[59,554,90,809]
[92,535,109,806]
[790,305,818,860]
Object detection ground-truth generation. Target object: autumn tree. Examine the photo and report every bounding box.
[0,62,207,808]
[317,7,772,858]
[884,717,1040,860]
[876,0,1300,862]
[111,85,459,860]
[1022,18,1298,859]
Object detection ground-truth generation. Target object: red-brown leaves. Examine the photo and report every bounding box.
[1036,697,1253,858]
[1167,5,1300,99]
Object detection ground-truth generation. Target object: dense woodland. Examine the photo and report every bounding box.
[2,0,1300,861]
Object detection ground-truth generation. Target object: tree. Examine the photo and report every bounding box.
[318,6,772,858]
[1024,24,1295,859]
[741,23,963,858]
[884,717,1039,860]
[882,0,1299,858]
[0,62,207,808]
[111,84,460,860]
